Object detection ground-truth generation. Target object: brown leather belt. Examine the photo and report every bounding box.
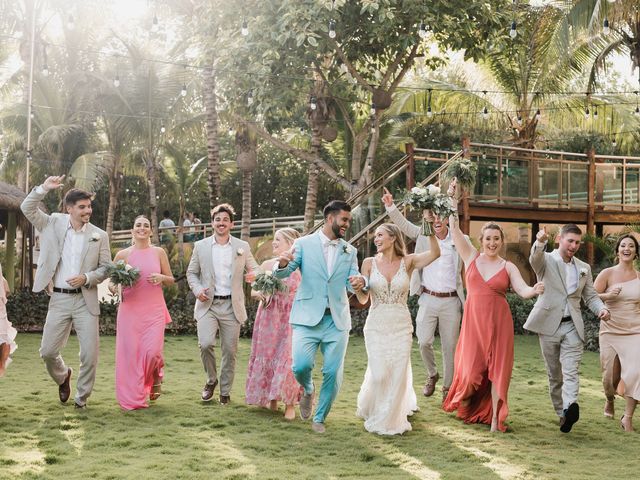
[422,287,457,298]
[53,287,82,294]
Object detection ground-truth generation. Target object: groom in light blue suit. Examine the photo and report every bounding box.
[274,200,365,433]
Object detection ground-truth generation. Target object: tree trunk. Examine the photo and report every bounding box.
[303,127,323,232]
[146,154,159,243]
[241,169,252,241]
[204,54,222,209]
[105,158,122,238]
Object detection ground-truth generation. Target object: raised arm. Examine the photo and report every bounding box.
[447,179,477,265]
[273,241,302,279]
[408,232,440,270]
[529,227,549,277]
[21,175,66,232]
[506,262,544,299]
[382,187,421,240]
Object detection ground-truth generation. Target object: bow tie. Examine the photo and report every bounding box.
[326,240,339,247]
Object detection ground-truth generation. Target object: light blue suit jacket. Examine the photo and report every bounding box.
[273,233,359,331]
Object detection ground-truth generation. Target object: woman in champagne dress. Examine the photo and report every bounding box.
[443,180,543,432]
[594,233,640,432]
[354,223,440,435]
[111,215,174,410]
[246,228,302,420]
[0,262,16,377]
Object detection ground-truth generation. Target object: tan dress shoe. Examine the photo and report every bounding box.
[422,373,439,397]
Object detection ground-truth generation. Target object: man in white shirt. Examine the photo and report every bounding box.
[21,175,111,408]
[382,187,466,401]
[525,224,609,433]
[187,204,259,404]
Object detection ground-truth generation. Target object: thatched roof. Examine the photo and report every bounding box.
[0,181,27,211]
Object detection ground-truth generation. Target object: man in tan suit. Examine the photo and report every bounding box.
[525,224,609,433]
[382,187,466,401]
[21,175,111,408]
[187,203,259,404]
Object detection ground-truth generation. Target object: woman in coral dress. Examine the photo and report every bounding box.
[594,233,640,432]
[246,228,302,420]
[111,215,174,410]
[0,262,16,377]
[355,223,440,435]
[443,180,543,432]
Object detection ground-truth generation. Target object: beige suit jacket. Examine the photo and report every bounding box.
[524,242,604,341]
[386,204,466,301]
[20,187,111,316]
[186,235,259,323]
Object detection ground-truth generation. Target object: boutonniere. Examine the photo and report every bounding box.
[579,268,588,278]
[236,248,245,257]
[342,245,352,255]
[90,233,100,242]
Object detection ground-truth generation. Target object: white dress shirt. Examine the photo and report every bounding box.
[53,222,88,289]
[211,237,233,296]
[318,231,339,276]
[562,258,578,316]
[422,229,457,293]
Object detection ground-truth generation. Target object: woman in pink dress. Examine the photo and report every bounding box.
[443,180,543,432]
[0,262,16,377]
[111,215,174,410]
[246,228,302,420]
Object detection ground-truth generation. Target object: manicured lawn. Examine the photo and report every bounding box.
[0,334,637,479]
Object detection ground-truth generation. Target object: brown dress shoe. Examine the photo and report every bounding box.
[201,380,218,402]
[219,394,230,405]
[423,373,439,397]
[59,368,72,403]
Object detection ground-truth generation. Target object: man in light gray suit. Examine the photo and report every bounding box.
[21,175,111,408]
[187,203,259,404]
[524,224,609,433]
[382,187,466,401]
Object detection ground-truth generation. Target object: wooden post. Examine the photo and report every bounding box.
[461,136,471,234]
[4,211,16,291]
[406,142,415,190]
[586,148,596,266]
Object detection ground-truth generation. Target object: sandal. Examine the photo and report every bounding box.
[150,383,162,401]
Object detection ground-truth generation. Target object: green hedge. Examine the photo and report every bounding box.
[6,289,601,352]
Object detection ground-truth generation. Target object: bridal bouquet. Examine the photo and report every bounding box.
[252,270,287,307]
[403,185,457,235]
[106,260,140,301]
[442,158,478,194]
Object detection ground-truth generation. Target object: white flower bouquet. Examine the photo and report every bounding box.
[403,185,457,235]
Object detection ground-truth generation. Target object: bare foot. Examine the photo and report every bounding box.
[621,415,634,432]
[490,417,499,433]
[269,400,279,411]
[284,405,295,420]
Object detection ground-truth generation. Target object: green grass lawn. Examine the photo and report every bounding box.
[0,334,637,480]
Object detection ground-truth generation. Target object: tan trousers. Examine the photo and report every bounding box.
[414,294,462,388]
[40,292,99,406]
[197,299,241,396]
[539,320,584,416]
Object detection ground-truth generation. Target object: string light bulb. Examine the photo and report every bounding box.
[151,15,159,33]
[42,45,49,77]
[370,116,376,134]
[418,21,428,39]
[427,105,433,117]
[603,18,610,35]
[310,95,317,110]
[181,84,187,97]
[535,108,541,120]
[584,106,590,119]
[228,127,234,136]
[113,75,120,87]
[482,106,489,120]
[594,106,599,118]
[612,138,617,147]
[328,20,336,39]
[160,124,166,133]
[509,21,517,39]
[635,106,640,116]
[241,19,249,36]
[247,90,253,106]
[370,103,376,115]
[67,14,75,30]
[516,115,522,125]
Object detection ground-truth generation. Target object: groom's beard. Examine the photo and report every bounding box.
[331,220,345,238]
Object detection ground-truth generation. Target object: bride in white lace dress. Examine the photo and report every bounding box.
[355,223,441,435]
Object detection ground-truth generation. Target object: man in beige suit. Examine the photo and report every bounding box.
[525,224,609,433]
[21,175,111,408]
[187,203,259,404]
[382,187,467,401]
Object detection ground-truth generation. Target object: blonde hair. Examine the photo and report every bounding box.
[275,227,300,247]
[479,222,505,242]
[377,223,407,257]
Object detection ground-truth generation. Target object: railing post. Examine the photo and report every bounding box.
[406,142,415,190]
[587,148,596,266]
[460,136,471,235]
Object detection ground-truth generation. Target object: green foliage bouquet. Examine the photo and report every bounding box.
[106,260,141,287]
[443,158,478,193]
[253,270,288,308]
[404,185,457,236]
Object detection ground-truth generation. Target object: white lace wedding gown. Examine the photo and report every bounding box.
[356,258,418,435]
